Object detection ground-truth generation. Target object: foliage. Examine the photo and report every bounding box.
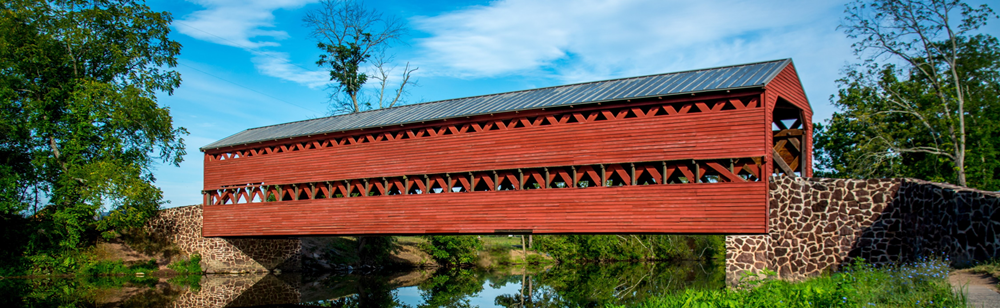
[167,253,202,275]
[533,234,725,262]
[305,0,416,114]
[0,274,173,307]
[816,0,999,189]
[357,236,398,266]
[491,261,725,307]
[308,275,406,308]
[0,0,186,273]
[423,236,483,265]
[417,268,485,308]
[616,258,963,308]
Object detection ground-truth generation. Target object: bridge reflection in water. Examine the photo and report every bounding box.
[59,261,721,307]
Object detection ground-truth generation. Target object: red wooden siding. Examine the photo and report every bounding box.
[200,63,813,236]
[202,182,767,236]
[204,95,767,190]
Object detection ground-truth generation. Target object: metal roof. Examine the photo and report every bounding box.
[202,59,792,151]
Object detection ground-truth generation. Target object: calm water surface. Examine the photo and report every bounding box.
[0,261,723,307]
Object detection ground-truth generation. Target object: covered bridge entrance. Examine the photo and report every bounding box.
[199,59,812,237]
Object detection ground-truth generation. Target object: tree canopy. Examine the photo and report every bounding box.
[0,0,186,264]
[816,0,999,190]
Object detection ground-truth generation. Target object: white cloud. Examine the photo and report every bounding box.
[251,50,330,88]
[411,0,856,120]
[413,0,841,78]
[176,0,329,88]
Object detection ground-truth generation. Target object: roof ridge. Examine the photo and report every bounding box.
[202,59,794,151]
[240,58,790,133]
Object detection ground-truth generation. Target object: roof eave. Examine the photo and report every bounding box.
[199,84,768,152]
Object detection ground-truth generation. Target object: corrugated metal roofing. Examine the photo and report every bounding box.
[202,59,791,151]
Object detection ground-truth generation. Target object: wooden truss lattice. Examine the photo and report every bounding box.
[205,157,764,205]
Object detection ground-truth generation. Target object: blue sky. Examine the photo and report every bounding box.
[147,0,999,207]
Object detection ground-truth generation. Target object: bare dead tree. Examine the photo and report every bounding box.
[370,52,417,109]
[304,0,417,114]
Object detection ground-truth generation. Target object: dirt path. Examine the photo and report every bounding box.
[950,270,1000,308]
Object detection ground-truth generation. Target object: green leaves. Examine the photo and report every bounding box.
[318,37,372,101]
[0,0,186,263]
[819,0,999,189]
[423,236,483,265]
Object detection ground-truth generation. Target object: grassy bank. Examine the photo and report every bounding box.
[614,258,963,308]
[967,258,1000,281]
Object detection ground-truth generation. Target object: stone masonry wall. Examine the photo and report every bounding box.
[146,205,301,273]
[727,177,1000,283]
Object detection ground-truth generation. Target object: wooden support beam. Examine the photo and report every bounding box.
[600,164,606,186]
[692,160,700,183]
[543,167,550,189]
[571,166,577,188]
[518,169,524,190]
[631,163,637,186]
[662,161,668,184]
[772,148,796,175]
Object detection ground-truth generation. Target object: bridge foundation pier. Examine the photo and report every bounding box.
[145,205,301,273]
[725,176,1000,285]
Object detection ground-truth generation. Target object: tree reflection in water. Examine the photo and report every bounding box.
[0,261,722,307]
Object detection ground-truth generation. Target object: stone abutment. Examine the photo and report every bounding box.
[726,177,1000,283]
[145,205,301,273]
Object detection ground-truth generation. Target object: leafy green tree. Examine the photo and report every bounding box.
[0,0,186,263]
[816,0,999,189]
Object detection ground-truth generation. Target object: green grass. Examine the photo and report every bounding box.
[397,236,429,246]
[613,258,964,308]
[967,258,1000,280]
[482,235,522,249]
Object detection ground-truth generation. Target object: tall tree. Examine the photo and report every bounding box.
[816,0,998,189]
[0,0,186,256]
[305,0,417,114]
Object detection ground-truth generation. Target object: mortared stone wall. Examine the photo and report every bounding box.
[145,205,301,273]
[727,176,1000,283]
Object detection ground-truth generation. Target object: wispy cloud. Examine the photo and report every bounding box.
[412,0,842,79]
[411,0,855,120]
[175,0,328,88]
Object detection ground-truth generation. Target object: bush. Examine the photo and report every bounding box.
[534,234,724,262]
[168,254,202,275]
[357,236,398,266]
[423,236,482,265]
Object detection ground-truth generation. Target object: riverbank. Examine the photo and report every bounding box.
[4,256,990,307]
[615,258,966,308]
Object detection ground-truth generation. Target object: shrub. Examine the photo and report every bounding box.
[168,254,202,275]
[357,236,398,266]
[423,236,482,265]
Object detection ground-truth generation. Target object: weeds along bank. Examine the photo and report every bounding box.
[616,258,964,308]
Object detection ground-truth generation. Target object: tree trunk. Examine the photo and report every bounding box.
[521,235,526,264]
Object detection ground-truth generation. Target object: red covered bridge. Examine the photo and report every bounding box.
[200,59,812,237]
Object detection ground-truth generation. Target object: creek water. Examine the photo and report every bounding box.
[0,261,724,307]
